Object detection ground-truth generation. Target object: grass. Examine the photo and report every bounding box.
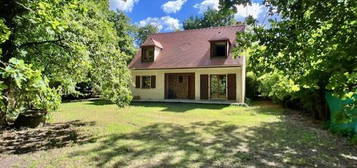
[1,100,357,168]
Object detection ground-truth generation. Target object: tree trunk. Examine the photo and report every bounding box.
[319,89,330,121]
[313,86,330,121]
[0,111,6,127]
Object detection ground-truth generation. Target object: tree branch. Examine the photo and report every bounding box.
[0,60,8,67]
[15,1,34,13]
[19,38,64,48]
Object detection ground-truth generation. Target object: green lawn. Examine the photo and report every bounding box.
[1,100,356,168]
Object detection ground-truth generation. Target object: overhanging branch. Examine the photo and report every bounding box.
[19,38,64,48]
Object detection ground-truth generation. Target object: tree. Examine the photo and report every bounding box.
[0,0,133,126]
[183,9,236,30]
[135,24,159,46]
[109,10,136,61]
[223,0,357,120]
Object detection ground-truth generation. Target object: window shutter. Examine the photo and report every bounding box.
[188,74,195,99]
[151,76,156,88]
[141,48,145,62]
[200,74,209,100]
[226,42,229,57]
[135,76,141,88]
[227,74,236,100]
[210,42,213,58]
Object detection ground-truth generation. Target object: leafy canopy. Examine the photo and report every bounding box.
[135,24,159,46]
[223,0,356,120]
[109,10,136,61]
[183,9,236,30]
[0,0,134,125]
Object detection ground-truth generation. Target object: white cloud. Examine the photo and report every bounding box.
[193,0,219,13]
[193,0,267,22]
[110,0,139,12]
[162,0,187,14]
[138,16,182,32]
[234,3,266,20]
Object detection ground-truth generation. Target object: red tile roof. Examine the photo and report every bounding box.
[129,25,245,70]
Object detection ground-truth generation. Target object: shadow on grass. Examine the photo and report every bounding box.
[85,99,229,112]
[0,120,97,154]
[85,99,282,114]
[86,99,114,106]
[70,119,357,167]
[131,102,230,113]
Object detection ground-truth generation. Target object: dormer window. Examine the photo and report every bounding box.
[142,46,154,62]
[140,38,163,63]
[210,40,229,58]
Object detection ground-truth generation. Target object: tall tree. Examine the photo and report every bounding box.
[183,9,236,30]
[135,24,159,46]
[0,0,133,126]
[223,0,357,120]
[109,10,136,60]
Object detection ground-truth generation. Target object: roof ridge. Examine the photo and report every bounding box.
[151,25,245,36]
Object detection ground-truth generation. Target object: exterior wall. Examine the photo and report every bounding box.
[154,46,161,61]
[130,66,245,103]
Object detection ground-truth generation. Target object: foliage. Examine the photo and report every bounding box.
[135,24,159,46]
[0,19,10,51]
[224,0,357,120]
[183,9,236,30]
[245,71,259,99]
[219,0,251,12]
[0,58,60,121]
[0,0,134,126]
[109,10,136,61]
[258,71,300,102]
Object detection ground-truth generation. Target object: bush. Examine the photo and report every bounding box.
[0,58,60,126]
[257,71,300,103]
[61,82,98,101]
[245,72,259,99]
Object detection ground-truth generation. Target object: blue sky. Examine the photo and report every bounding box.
[109,0,270,32]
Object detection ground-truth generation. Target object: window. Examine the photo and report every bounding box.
[210,74,227,99]
[142,47,154,62]
[178,76,183,83]
[140,75,156,89]
[211,41,227,57]
[142,76,151,88]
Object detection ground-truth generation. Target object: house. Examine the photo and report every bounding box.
[128,25,246,103]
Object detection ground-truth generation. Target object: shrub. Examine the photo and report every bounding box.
[257,71,300,103]
[0,58,60,125]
